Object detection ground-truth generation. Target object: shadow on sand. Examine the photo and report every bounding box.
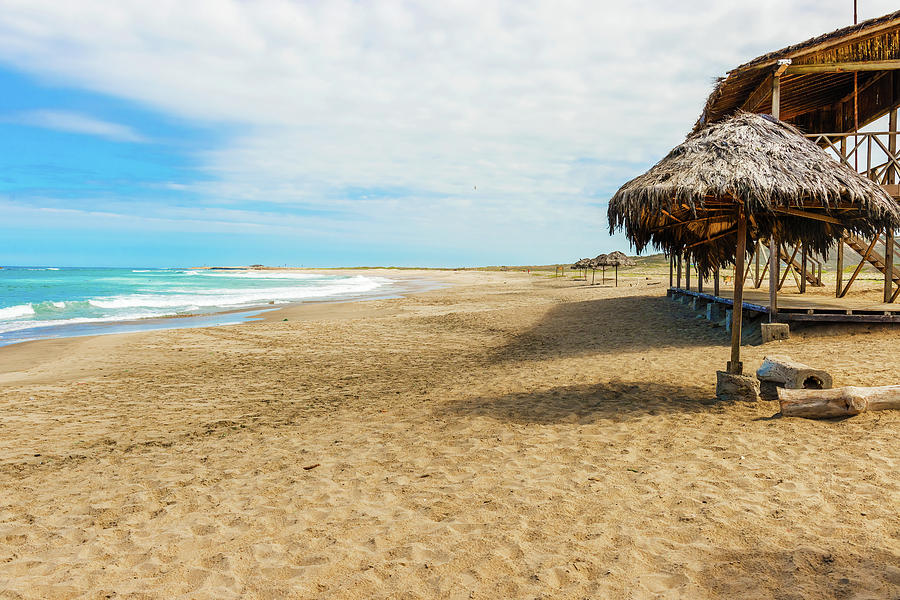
[435,379,716,425]
[489,295,725,365]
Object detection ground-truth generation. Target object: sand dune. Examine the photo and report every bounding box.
[0,270,898,598]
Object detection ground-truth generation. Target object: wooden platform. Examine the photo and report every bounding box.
[669,287,900,323]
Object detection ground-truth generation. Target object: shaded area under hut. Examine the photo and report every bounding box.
[608,112,900,377]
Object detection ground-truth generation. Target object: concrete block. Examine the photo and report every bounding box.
[760,322,790,344]
[716,371,761,402]
[706,303,722,321]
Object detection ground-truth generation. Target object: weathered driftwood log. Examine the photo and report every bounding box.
[756,355,832,400]
[779,385,900,419]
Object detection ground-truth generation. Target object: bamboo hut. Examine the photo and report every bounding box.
[608,112,900,377]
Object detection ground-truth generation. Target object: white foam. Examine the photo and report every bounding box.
[0,304,35,320]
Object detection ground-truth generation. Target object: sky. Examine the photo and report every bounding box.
[0,1,897,267]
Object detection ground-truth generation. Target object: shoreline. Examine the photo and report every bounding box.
[0,268,447,351]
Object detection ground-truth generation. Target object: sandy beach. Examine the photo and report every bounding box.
[1,269,898,599]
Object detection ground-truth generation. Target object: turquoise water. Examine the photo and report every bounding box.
[0,267,394,346]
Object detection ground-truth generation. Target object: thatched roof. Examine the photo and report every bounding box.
[571,258,591,269]
[601,251,636,267]
[695,10,900,133]
[589,254,607,268]
[608,112,900,276]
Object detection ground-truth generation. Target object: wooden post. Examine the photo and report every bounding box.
[754,241,761,287]
[885,228,894,303]
[889,108,897,184]
[886,108,897,303]
[714,267,720,297]
[676,254,683,289]
[669,255,674,288]
[728,210,748,375]
[697,266,703,293]
[685,256,691,291]
[836,238,844,297]
[800,243,807,294]
[615,264,618,287]
[772,75,781,119]
[769,235,778,321]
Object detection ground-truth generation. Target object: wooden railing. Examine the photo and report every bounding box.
[804,132,900,185]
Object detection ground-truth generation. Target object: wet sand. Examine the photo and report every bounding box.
[0,269,898,598]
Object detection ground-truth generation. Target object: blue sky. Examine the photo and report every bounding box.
[0,1,896,267]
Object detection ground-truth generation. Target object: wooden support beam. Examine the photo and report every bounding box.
[769,235,778,321]
[778,243,800,290]
[685,255,691,291]
[785,59,900,74]
[754,240,761,288]
[714,267,720,297]
[835,238,844,298]
[772,207,843,225]
[839,234,879,298]
[669,255,674,287]
[772,75,781,119]
[741,73,774,113]
[885,228,895,303]
[728,211,748,375]
[800,244,807,294]
[676,253,682,288]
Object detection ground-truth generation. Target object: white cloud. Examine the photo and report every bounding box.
[7,109,147,142]
[0,0,896,261]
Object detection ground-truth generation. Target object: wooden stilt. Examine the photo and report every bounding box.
[836,238,844,298]
[697,266,703,293]
[676,254,682,289]
[800,243,807,294]
[669,255,674,287]
[769,235,778,322]
[886,228,895,303]
[714,267,720,297]
[754,241,761,288]
[685,256,691,291]
[728,210,748,375]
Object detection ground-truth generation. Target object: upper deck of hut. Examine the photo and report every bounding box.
[697,10,900,134]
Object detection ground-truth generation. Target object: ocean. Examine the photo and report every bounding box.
[0,267,397,346]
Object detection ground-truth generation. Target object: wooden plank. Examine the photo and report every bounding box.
[772,207,844,224]
[777,313,900,323]
[786,59,900,74]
